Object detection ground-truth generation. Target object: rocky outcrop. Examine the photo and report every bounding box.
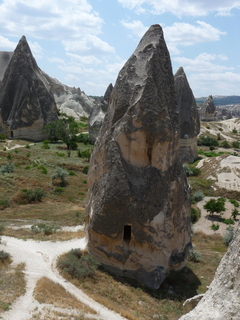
[85,24,191,289]
[0,51,13,81]
[88,83,113,144]
[0,36,58,140]
[41,72,95,119]
[174,67,200,163]
[180,223,240,320]
[199,95,216,121]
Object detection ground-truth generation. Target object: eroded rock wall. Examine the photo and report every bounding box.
[85,24,191,289]
[180,223,240,320]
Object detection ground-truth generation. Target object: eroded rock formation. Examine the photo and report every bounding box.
[174,67,200,163]
[180,223,240,320]
[0,36,58,140]
[85,24,191,289]
[0,51,13,81]
[199,95,216,121]
[88,83,113,144]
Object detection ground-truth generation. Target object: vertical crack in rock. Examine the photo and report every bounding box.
[85,24,191,289]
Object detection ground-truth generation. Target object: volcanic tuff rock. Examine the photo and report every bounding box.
[180,223,240,320]
[174,67,200,163]
[0,51,13,81]
[88,83,113,144]
[0,36,58,140]
[85,24,191,289]
[199,95,216,121]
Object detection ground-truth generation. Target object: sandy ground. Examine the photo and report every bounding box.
[193,196,239,236]
[0,234,127,320]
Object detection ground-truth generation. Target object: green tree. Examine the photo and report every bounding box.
[44,117,79,149]
[204,198,226,217]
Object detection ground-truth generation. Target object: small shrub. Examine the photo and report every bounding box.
[13,188,45,204]
[232,141,240,148]
[25,166,31,170]
[232,127,238,134]
[31,223,57,235]
[229,199,239,207]
[14,149,19,153]
[0,162,14,174]
[0,199,10,210]
[52,167,68,186]
[81,149,92,161]
[183,164,193,176]
[190,207,201,223]
[220,218,235,225]
[76,133,90,145]
[38,166,47,174]
[58,250,100,279]
[211,223,219,231]
[0,250,11,263]
[191,190,205,203]
[3,147,6,151]
[25,144,30,149]
[77,149,81,158]
[220,140,231,148]
[7,153,12,160]
[43,139,50,145]
[189,248,202,262]
[54,187,64,194]
[231,208,238,220]
[26,152,31,157]
[68,171,76,176]
[0,133,6,141]
[56,152,65,157]
[223,226,234,246]
[83,165,89,174]
[42,144,50,149]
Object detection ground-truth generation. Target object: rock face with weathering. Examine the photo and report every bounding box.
[199,95,216,121]
[0,51,13,81]
[88,83,113,144]
[85,24,191,289]
[174,67,200,163]
[0,36,58,140]
[180,223,240,320]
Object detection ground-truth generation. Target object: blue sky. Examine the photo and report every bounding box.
[0,0,239,98]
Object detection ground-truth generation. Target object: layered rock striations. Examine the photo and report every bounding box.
[0,36,58,140]
[199,95,216,121]
[85,24,191,289]
[180,223,240,320]
[88,83,113,144]
[174,67,200,163]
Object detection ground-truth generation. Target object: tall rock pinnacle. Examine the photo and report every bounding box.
[0,36,58,140]
[174,67,200,163]
[85,24,191,289]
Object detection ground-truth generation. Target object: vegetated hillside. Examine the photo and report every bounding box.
[196,95,240,106]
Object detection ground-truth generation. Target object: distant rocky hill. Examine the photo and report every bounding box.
[196,95,240,106]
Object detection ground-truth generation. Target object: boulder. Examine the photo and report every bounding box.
[88,83,113,144]
[179,223,240,320]
[182,294,204,313]
[199,95,216,121]
[0,36,58,140]
[85,24,191,289]
[174,67,200,163]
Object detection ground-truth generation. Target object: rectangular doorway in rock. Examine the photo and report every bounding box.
[123,225,131,243]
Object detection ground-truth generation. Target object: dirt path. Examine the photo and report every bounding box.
[0,235,127,320]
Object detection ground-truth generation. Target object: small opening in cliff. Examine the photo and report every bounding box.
[123,225,131,243]
[11,131,13,138]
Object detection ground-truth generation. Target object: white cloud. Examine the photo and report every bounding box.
[66,53,102,65]
[118,0,240,17]
[62,36,115,55]
[0,36,16,50]
[189,72,240,97]
[120,20,148,37]
[173,53,234,73]
[28,41,44,59]
[164,21,226,47]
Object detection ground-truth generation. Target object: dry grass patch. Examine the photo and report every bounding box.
[29,308,89,320]
[34,277,96,315]
[0,261,26,312]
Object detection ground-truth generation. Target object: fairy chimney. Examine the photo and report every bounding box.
[174,67,200,163]
[85,24,191,289]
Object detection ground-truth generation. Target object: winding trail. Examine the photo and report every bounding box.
[0,235,127,320]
